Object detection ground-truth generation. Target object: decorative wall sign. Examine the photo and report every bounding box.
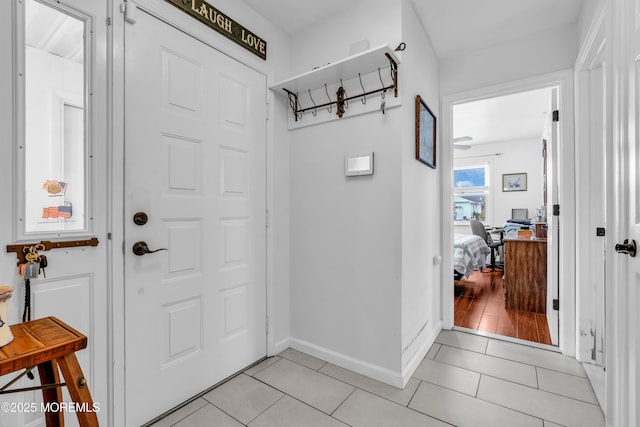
[165,0,267,60]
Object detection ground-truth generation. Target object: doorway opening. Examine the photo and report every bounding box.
[450,87,560,347]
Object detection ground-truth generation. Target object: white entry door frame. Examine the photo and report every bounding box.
[441,69,577,356]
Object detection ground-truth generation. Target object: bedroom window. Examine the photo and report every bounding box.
[453,165,490,222]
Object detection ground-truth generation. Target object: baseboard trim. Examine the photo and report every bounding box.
[289,338,404,388]
[270,337,291,356]
[401,320,441,387]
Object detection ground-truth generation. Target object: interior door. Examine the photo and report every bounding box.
[124,8,267,425]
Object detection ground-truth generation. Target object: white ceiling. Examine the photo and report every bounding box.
[240,0,584,59]
[452,88,552,147]
[413,0,584,59]
[240,0,347,36]
[25,0,84,64]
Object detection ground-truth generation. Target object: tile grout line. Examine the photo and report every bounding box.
[166,404,201,427]
[418,375,548,427]
[405,379,423,408]
[469,375,549,426]
[329,386,357,418]
[273,352,430,412]
[474,370,603,411]
[162,400,208,427]
[433,344,600,405]
[242,393,288,426]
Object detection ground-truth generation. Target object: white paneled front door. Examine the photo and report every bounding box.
[124,9,267,425]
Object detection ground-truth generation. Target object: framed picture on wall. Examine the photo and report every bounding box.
[502,172,528,192]
[415,95,436,169]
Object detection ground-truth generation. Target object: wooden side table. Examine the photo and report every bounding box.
[0,317,98,426]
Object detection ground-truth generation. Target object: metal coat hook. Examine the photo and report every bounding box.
[324,84,332,113]
[308,89,317,116]
[378,67,385,88]
[378,67,386,114]
[358,73,366,104]
[336,86,346,118]
[339,79,349,110]
[296,92,302,120]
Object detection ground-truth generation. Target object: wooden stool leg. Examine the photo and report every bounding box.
[55,353,99,427]
[37,360,64,427]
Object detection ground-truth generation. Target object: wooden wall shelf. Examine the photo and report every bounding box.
[270,44,401,122]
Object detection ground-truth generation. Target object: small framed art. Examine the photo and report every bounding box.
[502,173,528,192]
[415,95,436,169]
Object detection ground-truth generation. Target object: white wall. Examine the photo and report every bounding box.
[577,0,605,43]
[399,0,442,376]
[288,0,404,379]
[454,138,544,230]
[287,0,441,385]
[288,0,402,75]
[440,23,579,96]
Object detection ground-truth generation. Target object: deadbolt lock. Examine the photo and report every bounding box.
[133,212,148,226]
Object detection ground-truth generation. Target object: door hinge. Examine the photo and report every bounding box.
[553,299,559,311]
[553,204,560,216]
[552,110,559,122]
[106,17,112,26]
[265,209,270,228]
[266,103,270,121]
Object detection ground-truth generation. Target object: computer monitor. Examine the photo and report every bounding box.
[511,208,528,220]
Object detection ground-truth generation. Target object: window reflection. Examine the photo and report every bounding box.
[24,0,86,233]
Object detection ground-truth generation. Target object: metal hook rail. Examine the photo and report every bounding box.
[283,52,398,121]
[7,238,100,265]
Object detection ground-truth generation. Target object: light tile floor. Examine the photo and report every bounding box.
[150,330,605,427]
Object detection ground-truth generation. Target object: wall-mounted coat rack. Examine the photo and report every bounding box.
[7,237,99,266]
[270,44,402,122]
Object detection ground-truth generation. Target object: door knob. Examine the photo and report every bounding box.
[615,239,637,257]
[132,241,168,256]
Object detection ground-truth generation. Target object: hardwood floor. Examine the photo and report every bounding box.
[454,270,552,345]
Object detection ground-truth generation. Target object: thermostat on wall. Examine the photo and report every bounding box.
[345,152,374,176]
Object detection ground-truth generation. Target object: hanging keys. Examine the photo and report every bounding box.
[23,262,39,279]
[23,250,40,279]
[38,254,47,278]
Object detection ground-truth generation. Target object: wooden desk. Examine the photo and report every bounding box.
[504,237,547,314]
[0,317,98,426]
